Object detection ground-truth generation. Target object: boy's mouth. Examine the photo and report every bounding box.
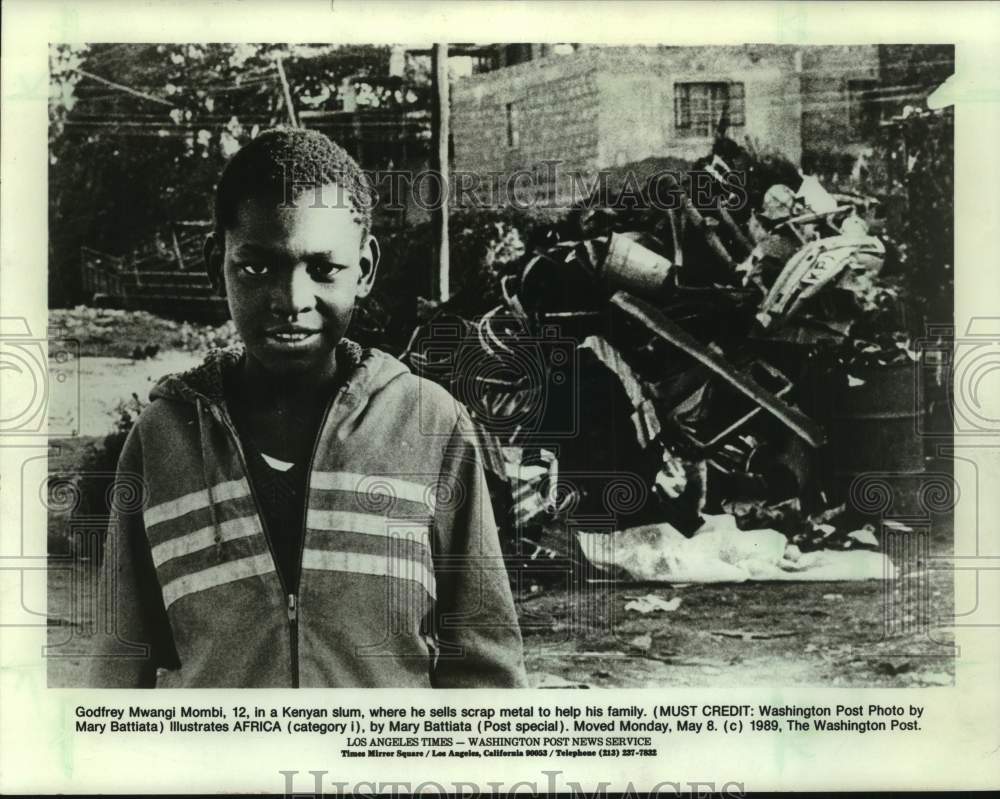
[263,326,322,348]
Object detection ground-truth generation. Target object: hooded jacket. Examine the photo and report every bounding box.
[88,340,528,688]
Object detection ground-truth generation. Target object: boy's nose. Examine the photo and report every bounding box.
[271,265,315,316]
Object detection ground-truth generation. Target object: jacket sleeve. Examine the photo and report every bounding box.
[430,409,528,688]
[86,424,178,688]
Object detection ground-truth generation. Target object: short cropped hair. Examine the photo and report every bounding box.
[213,127,374,241]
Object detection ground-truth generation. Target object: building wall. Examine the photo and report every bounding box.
[592,46,802,167]
[452,46,804,206]
[451,45,926,204]
[799,45,881,172]
[450,50,604,208]
[877,44,955,117]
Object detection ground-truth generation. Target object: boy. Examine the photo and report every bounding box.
[88,128,528,688]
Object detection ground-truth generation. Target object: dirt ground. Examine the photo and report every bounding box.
[47,505,954,689]
[516,570,954,689]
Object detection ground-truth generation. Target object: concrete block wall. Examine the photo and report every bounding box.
[450,45,923,205]
[451,49,604,207]
[877,44,955,117]
[452,46,806,207]
[799,45,881,171]
[592,46,803,167]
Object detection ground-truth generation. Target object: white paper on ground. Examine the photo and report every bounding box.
[577,522,896,583]
[624,595,683,614]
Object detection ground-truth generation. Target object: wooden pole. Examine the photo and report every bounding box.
[274,55,298,128]
[431,43,450,301]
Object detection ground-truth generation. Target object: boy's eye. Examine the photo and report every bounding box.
[239,263,269,276]
[307,262,344,279]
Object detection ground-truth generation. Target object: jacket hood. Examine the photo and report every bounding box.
[149,338,410,407]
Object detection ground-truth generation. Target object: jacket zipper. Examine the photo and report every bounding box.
[287,593,298,685]
[208,405,299,686]
[209,392,342,689]
[292,391,340,659]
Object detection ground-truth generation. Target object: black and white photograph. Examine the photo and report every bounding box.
[41,39,957,689]
[4,0,1000,794]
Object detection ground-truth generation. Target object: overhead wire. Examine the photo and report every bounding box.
[73,68,175,107]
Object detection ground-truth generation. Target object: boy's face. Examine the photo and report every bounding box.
[206,183,377,380]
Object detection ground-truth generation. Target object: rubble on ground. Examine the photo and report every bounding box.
[402,136,928,585]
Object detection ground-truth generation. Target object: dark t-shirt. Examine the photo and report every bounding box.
[224,369,347,594]
[225,404,317,594]
[230,442,309,593]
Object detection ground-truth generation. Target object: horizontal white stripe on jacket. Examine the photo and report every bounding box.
[160,552,275,609]
[310,471,435,511]
[306,510,430,548]
[144,479,250,528]
[150,514,263,568]
[302,548,437,599]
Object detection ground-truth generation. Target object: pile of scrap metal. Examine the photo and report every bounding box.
[402,140,915,584]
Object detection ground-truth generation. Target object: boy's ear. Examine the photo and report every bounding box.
[355,235,380,299]
[204,233,226,297]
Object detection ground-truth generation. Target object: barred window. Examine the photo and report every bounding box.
[674,81,745,137]
[506,101,519,148]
